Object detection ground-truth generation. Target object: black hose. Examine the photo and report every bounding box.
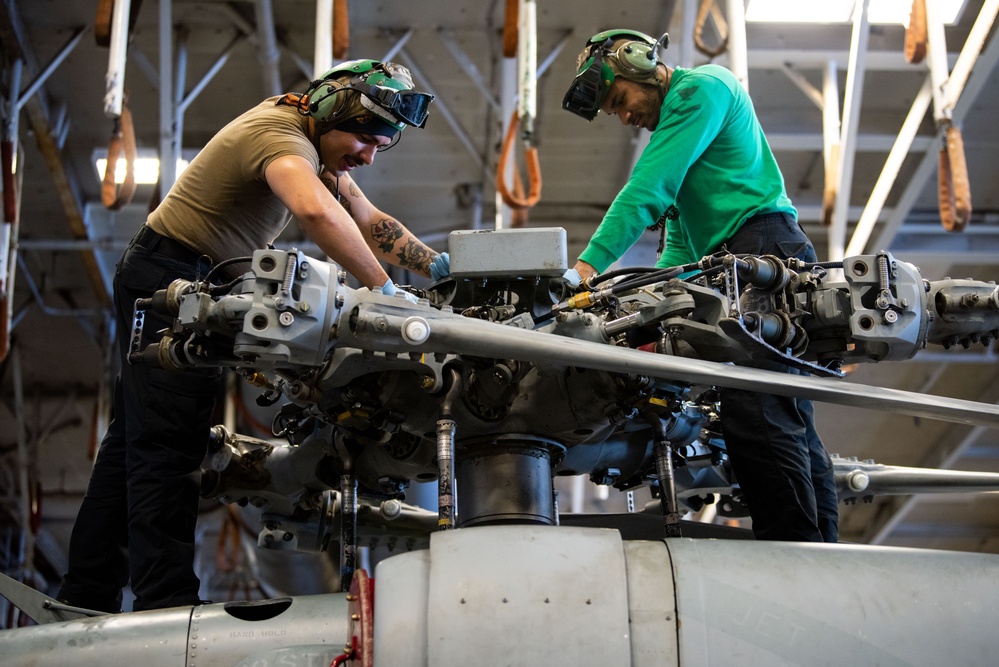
[204,256,254,284]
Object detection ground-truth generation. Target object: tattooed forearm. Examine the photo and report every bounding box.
[371,218,405,253]
[321,176,353,216]
[320,176,336,197]
[395,239,433,273]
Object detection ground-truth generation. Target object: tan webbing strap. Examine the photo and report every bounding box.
[502,0,519,59]
[938,125,972,232]
[95,0,114,47]
[101,95,137,211]
[695,0,728,58]
[332,0,350,60]
[821,143,840,227]
[95,0,144,48]
[905,0,928,65]
[496,110,542,217]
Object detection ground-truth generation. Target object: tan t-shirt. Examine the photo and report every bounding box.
[147,97,321,271]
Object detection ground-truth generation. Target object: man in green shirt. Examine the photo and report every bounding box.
[563,30,838,542]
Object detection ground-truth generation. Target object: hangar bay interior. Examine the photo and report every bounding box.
[2,0,999,610]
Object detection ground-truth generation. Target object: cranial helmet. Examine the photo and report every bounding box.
[304,59,434,134]
[562,29,669,121]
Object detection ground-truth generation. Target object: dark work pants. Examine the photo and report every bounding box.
[58,228,221,612]
[718,212,839,542]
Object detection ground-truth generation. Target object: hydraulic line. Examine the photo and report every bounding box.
[339,472,357,592]
[643,410,682,538]
[436,368,462,530]
[436,419,457,530]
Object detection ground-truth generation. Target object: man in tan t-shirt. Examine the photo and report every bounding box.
[58,58,449,612]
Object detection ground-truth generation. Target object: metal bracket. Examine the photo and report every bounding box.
[127,301,145,365]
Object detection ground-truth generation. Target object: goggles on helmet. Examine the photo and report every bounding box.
[350,78,434,129]
[562,47,612,121]
[563,30,668,121]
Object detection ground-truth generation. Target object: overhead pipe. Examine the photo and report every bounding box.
[397,48,489,175]
[943,0,999,111]
[872,3,999,251]
[216,4,312,81]
[925,0,952,124]
[517,0,537,139]
[171,27,188,190]
[255,0,282,97]
[379,28,413,63]
[536,29,572,79]
[846,77,933,256]
[2,59,23,222]
[103,0,131,118]
[159,0,177,192]
[12,348,34,577]
[17,28,87,115]
[15,255,106,319]
[0,0,109,308]
[821,61,842,227]
[314,0,333,77]
[828,0,871,264]
[437,29,501,114]
[177,35,245,116]
[1,60,23,363]
[777,61,841,226]
[725,0,748,90]
[496,0,541,226]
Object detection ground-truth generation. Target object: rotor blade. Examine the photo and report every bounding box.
[0,571,104,624]
[348,306,999,429]
[836,461,999,496]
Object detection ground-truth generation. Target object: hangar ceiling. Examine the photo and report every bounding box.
[2,0,999,595]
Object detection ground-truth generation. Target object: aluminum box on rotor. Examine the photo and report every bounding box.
[448,227,568,277]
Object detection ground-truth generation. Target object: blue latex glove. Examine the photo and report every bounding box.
[562,268,582,288]
[380,279,420,304]
[430,252,450,281]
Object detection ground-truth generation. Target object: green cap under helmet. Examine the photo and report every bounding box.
[305,59,434,134]
[562,29,669,121]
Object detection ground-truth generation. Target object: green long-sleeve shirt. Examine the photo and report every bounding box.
[579,64,796,272]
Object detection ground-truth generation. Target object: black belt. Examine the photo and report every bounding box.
[133,225,208,264]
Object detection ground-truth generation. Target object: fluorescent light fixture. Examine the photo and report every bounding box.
[746,0,966,25]
[92,148,191,185]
